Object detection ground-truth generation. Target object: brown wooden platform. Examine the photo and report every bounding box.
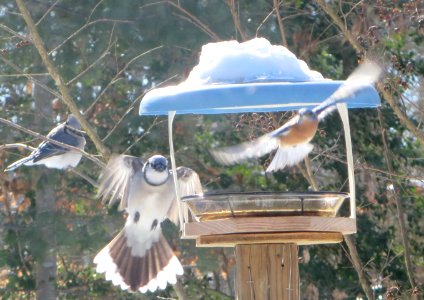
[195,231,344,247]
[182,216,355,247]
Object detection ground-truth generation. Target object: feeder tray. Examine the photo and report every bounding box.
[181,192,355,247]
[183,191,348,221]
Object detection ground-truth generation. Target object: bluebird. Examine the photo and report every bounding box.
[211,60,381,172]
[94,154,203,293]
[4,114,86,172]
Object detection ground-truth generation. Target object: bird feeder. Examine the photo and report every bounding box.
[139,80,380,299]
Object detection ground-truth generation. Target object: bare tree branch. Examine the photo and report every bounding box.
[84,45,163,115]
[165,0,221,41]
[102,73,177,142]
[0,143,36,151]
[343,235,374,300]
[227,0,246,41]
[87,0,105,23]
[273,0,288,47]
[314,0,424,146]
[66,41,113,86]
[48,18,132,55]
[35,0,60,26]
[15,0,110,158]
[0,55,62,99]
[377,109,416,289]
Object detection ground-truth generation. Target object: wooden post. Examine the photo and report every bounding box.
[235,243,299,300]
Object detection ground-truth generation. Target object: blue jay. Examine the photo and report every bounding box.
[211,60,381,172]
[94,154,203,293]
[5,114,86,172]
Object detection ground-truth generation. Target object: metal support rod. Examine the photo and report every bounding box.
[336,103,356,219]
[168,111,184,231]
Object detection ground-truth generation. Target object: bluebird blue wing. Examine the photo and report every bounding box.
[97,155,144,210]
[313,60,382,119]
[313,60,382,120]
[211,115,300,166]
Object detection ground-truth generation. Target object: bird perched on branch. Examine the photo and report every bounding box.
[4,114,86,172]
[94,154,203,293]
[210,60,381,172]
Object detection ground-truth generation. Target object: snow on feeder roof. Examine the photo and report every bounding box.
[139,38,380,116]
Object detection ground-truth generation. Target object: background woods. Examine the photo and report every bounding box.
[0,0,423,299]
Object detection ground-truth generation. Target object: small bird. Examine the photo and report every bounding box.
[4,114,86,172]
[211,60,382,172]
[94,154,203,293]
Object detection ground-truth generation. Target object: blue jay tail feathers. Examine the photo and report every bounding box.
[4,155,34,172]
[94,230,183,293]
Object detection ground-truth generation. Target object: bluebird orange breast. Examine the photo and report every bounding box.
[279,119,318,146]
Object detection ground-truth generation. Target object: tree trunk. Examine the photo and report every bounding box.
[33,78,57,300]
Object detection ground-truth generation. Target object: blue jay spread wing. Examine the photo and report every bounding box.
[97,154,144,210]
[175,166,203,197]
[313,60,382,120]
[166,167,203,225]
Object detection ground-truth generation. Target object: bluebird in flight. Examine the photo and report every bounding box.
[211,60,381,172]
[94,154,203,293]
[4,114,86,172]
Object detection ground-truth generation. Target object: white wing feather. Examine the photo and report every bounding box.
[97,155,144,210]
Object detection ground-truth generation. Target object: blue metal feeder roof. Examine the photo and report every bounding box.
[139,81,381,115]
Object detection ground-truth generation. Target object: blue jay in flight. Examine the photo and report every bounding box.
[211,60,381,172]
[94,154,203,293]
[5,114,86,172]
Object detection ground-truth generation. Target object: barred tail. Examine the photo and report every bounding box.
[94,229,183,293]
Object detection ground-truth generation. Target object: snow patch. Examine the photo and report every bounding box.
[183,38,323,85]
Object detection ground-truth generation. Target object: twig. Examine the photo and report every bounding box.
[0,23,27,40]
[102,73,177,142]
[342,235,374,300]
[273,0,288,47]
[378,82,424,145]
[123,117,165,154]
[0,55,62,99]
[66,41,113,86]
[0,117,105,168]
[377,109,416,289]
[227,0,246,41]
[84,45,164,114]
[0,72,50,77]
[166,0,221,41]
[87,0,105,23]
[68,169,98,187]
[15,0,110,158]
[48,19,132,55]
[0,143,36,151]
[314,0,361,52]
[35,0,60,26]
